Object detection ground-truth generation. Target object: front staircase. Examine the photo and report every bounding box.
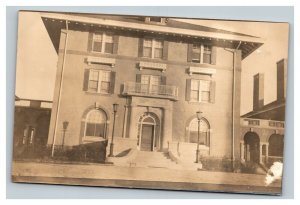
[128,151,181,169]
[107,150,202,171]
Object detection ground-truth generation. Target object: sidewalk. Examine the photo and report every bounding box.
[11,161,281,195]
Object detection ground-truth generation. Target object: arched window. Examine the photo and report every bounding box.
[189,118,210,146]
[85,109,107,138]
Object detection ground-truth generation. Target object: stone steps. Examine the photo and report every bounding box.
[129,151,181,169]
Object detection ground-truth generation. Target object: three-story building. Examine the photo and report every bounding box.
[41,12,263,163]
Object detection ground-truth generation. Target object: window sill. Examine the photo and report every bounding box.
[85,91,113,97]
[86,56,116,67]
[188,100,211,105]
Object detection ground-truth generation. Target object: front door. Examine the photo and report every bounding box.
[141,124,154,151]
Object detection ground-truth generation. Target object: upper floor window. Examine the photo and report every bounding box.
[86,69,115,94]
[191,79,210,102]
[141,74,162,94]
[186,79,215,103]
[143,39,163,59]
[92,33,114,54]
[188,44,215,64]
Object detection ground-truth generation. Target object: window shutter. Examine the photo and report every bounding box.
[186,79,192,101]
[110,71,116,94]
[211,46,217,65]
[210,81,216,103]
[138,38,144,57]
[187,43,193,62]
[83,69,90,91]
[161,76,167,85]
[87,32,94,52]
[162,40,169,60]
[136,74,142,83]
[113,35,119,54]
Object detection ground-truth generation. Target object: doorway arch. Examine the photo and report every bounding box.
[268,134,284,157]
[138,113,160,151]
[244,132,260,163]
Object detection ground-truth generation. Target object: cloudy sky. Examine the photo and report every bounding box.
[15,12,289,115]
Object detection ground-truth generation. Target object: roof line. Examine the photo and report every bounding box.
[241,102,285,118]
[40,12,265,44]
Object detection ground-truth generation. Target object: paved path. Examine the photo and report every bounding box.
[11,161,281,195]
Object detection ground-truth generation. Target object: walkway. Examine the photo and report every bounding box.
[12,161,281,195]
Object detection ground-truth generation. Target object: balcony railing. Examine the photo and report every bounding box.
[241,118,285,129]
[122,82,178,100]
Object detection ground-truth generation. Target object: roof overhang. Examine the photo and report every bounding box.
[40,12,264,59]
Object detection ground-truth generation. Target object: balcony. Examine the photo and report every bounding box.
[122,82,178,100]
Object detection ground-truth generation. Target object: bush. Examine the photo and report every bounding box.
[240,161,259,174]
[201,156,235,172]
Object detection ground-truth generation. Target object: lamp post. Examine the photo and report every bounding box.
[195,111,202,163]
[62,121,69,147]
[108,103,119,157]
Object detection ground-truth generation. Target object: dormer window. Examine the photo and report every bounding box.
[149,17,163,23]
[145,17,166,24]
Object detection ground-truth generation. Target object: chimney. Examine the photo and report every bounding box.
[253,73,264,110]
[277,58,287,101]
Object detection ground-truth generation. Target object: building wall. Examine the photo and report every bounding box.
[47,29,242,158]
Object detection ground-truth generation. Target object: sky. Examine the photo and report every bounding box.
[15,12,289,115]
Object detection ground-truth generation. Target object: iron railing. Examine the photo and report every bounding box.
[123,82,178,100]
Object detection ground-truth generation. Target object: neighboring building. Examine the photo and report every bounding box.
[240,59,287,167]
[14,96,52,158]
[41,13,263,163]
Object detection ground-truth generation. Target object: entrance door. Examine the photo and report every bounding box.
[244,132,260,163]
[141,124,154,151]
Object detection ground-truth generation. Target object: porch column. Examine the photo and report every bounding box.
[259,142,263,164]
[162,107,173,150]
[240,141,245,162]
[265,143,269,164]
[128,104,137,139]
[122,105,128,138]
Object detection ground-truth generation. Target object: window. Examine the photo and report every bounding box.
[145,17,166,24]
[192,44,201,63]
[88,69,111,94]
[189,118,210,146]
[143,39,163,59]
[92,33,114,54]
[190,79,211,102]
[85,109,107,138]
[190,44,212,64]
[203,45,212,64]
[140,75,161,94]
[149,17,163,23]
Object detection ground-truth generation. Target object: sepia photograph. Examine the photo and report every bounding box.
[11,10,289,195]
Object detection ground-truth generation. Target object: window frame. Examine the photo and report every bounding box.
[92,32,114,54]
[191,43,212,64]
[88,69,112,94]
[140,74,162,94]
[188,117,210,147]
[190,79,211,103]
[142,38,164,59]
[84,109,107,140]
